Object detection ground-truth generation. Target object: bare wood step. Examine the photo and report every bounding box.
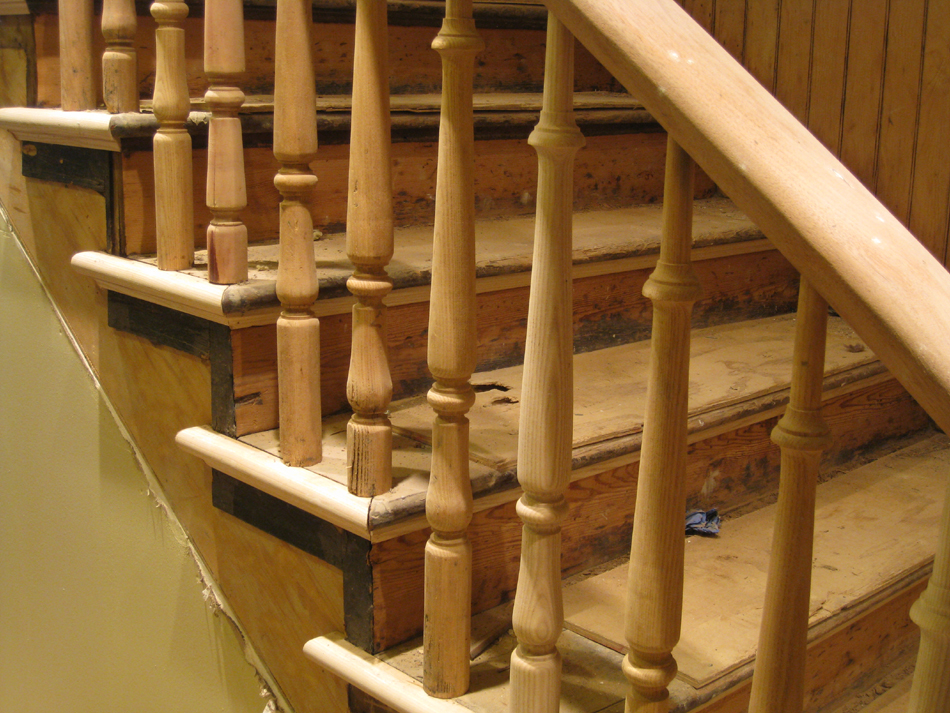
[320,434,948,713]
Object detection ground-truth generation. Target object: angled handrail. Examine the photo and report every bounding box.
[545,0,950,437]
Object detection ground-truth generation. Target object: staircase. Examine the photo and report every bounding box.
[1,1,949,713]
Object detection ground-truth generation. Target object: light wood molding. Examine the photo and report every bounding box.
[546,0,950,437]
[0,109,121,151]
[303,632,472,713]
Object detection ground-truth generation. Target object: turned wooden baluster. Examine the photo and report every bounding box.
[273,0,321,466]
[102,0,138,112]
[623,138,702,713]
[907,474,950,713]
[423,0,483,698]
[59,0,95,110]
[345,0,394,496]
[747,279,831,713]
[509,16,584,713]
[204,0,248,284]
[151,0,194,270]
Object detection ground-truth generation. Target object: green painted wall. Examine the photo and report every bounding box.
[0,206,271,713]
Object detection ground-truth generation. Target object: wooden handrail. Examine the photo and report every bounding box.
[545,0,950,438]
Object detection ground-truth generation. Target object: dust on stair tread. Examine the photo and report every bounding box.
[561,433,950,689]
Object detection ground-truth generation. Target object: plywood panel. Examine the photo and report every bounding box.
[744,0,780,91]
[909,0,950,263]
[807,0,850,155]
[775,0,814,123]
[875,0,926,226]
[839,0,888,189]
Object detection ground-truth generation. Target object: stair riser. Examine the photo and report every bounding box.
[366,377,929,651]
[228,248,799,435]
[118,131,710,255]
[31,12,620,108]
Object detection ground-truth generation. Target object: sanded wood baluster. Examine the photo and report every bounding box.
[151,0,194,270]
[907,473,950,713]
[102,0,138,112]
[508,16,584,713]
[273,0,321,466]
[747,279,832,713]
[623,138,702,713]
[204,0,248,284]
[345,0,394,497]
[59,0,95,110]
[423,0,484,698]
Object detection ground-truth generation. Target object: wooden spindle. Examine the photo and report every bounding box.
[102,0,138,113]
[273,0,321,467]
[508,16,584,713]
[907,474,950,713]
[345,0,394,497]
[204,0,248,284]
[59,0,96,110]
[747,279,832,713]
[151,0,194,270]
[423,0,483,698]
[623,138,702,713]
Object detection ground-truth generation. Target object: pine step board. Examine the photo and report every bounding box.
[178,314,930,651]
[311,434,949,713]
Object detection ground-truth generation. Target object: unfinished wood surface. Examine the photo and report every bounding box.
[748,281,831,713]
[58,0,95,109]
[806,0,849,156]
[545,0,950,438]
[203,0,248,284]
[839,0,887,190]
[273,0,321,466]
[151,0,194,270]
[563,434,950,688]
[345,0,395,497]
[509,17,583,713]
[423,0,483,696]
[742,0,780,92]
[681,0,712,35]
[101,0,138,112]
[622,139,700,713]
[908,469,950,713]
[909,1,950,264]
[875,0,926,226]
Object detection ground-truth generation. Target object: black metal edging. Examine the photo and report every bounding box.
[212,470,376,652]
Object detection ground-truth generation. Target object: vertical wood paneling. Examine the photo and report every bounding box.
[807,0,851,155]
[910,0,950,263]
[715,0,746,62]
[839,0,888,189]
[775,0,814,123]
[744,0,780,91]
[684,0,715,35]
[875,0,926,226]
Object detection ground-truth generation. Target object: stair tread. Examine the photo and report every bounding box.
[366,433,948,713]
[228,313,878,536]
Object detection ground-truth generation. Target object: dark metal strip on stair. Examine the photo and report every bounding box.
[211,469,376,652]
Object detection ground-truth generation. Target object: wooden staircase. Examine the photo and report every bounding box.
[1,1,949,713]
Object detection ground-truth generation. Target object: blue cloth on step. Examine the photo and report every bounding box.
[685,508,720,537]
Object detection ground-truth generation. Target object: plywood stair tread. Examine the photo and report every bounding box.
[331,434,948,713]
[179,313,883,542]
[74,197,764,327]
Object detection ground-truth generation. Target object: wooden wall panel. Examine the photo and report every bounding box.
[839,0,889,190]
[876,0,927,226]
[909,1,950,263]
[683,0,715,35]
[807,0,851,155]
[775,0,814,123]
[714,0,746,63]
[744,0,781,91]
